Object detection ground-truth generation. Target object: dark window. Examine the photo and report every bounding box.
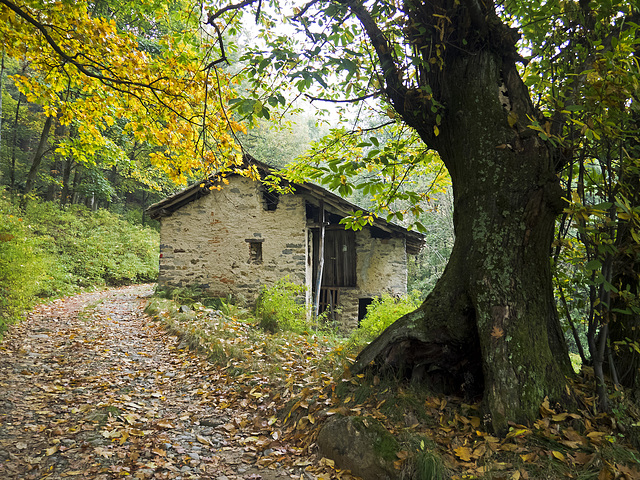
[261,186,280,211]
[246,239,264,263]
[358,298,374,325]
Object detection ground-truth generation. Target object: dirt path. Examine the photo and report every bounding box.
[0,285,317,480]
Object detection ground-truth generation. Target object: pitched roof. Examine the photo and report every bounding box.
[146,156,425,254]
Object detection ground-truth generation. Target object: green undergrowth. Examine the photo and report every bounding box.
[145,294,348,378]
[352,291,422,343]
[0,191,159,336]
[146,288,640,480]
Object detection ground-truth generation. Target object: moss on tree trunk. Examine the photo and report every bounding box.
[353,47,574,434]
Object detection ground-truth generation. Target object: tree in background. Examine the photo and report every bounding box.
[0,0,249,209]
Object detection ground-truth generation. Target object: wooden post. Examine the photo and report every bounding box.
[314,201,326,319]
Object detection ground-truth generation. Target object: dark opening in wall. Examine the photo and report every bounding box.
[261,186,280,211]
[358,297,374,325]
[370,226,392,239]
[246,239,264,263]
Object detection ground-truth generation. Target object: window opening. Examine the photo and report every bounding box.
[261,186,280,211]
[246,239,264,263]
[358,298,374,326]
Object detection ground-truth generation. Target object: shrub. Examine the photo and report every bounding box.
[25,201,159,288]
[255,276,309,333]
[0,195,50,332]
[0,191,160,335]
[355,291,421,342]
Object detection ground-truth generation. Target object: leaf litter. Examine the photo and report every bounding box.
[2,285,640,480]
[0,285,326,480]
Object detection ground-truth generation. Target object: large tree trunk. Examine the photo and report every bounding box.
[351,1,574,433]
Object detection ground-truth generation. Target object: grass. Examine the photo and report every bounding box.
[0,191,159,337]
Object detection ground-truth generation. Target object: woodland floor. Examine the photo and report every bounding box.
[0,285,318,480]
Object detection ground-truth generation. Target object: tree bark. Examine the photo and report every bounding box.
[10,91,23,191]
[0,49,4,151]
[21,114,53,207]
[350,0,574,433]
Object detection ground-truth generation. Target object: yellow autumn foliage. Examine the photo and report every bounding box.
[0,0,246,184]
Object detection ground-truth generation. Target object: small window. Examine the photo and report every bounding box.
[246,239,264,264]
[261,186,280,211]
[358,298,373,325]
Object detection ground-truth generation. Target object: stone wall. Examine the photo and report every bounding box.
[158,176,309,304]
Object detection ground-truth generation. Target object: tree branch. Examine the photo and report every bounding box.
[203,23,230,69]
[292,0,323,21]
[207,0,259,23]
[341,1,407,108]
[0,0,169,92]
[304,92,379,103]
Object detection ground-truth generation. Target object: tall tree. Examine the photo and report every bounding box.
[206,0,638,432]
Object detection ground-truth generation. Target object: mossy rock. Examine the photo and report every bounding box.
[316,415,400,480]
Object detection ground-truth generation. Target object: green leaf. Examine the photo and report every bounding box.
[585,259,602,271]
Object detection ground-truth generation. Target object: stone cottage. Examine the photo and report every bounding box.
[146,157,424,331]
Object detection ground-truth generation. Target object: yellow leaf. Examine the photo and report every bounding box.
[454,446,473,462]
[506,428,531,438]
[45,445,59,456]
[156,419,174,429]
[540,396,556,416]
[320,457,335,467]
[520,452,537,462]
[508,111,519,128]
[119,431,130,445]
[123,413,138,425]
[551,412,569,422]
[491,326,504,339]
[551,450,565,461]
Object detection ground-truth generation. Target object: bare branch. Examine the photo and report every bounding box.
[203,23,230,69]
[339,1,408,115]
[292,0,323,21]
[207,0,259,23]
[304,92,379,103]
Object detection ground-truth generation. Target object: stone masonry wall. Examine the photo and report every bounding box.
[158,176,308,304]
